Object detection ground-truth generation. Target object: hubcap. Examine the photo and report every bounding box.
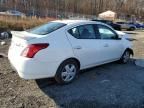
[123,51,130,63]
[61,64,76,82]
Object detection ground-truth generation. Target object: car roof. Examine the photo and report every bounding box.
[92,19,111,21]
[51,20,114,30]
[52,20,100,25]
[117,21,126,23]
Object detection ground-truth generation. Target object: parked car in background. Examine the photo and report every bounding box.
[92,19,121,31]
[0,10,26,18]
[128,22,144,29]
[8,20,133,84]
[142,23,144,28]
[116,22,136,31]
[27,10,40,17]
[0,31,12,40]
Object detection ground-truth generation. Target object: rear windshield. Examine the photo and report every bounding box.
[27,22,66,35]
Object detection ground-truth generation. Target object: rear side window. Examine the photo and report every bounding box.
[79,25,96,39]
[68,25,96,39]
[27,22,66,35]
[68,27,79,38]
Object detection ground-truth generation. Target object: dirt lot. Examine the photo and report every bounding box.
[0,31,144,108]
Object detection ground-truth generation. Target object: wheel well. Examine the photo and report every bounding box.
[126,48,134,56]
[128,27,135,31]
[130,27,136,30]
[130,26,135,28]
[61,58,80,69]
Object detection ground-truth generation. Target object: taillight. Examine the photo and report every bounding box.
[21,43,49,58]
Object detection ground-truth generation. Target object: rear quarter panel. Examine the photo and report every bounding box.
[28,28,75,64]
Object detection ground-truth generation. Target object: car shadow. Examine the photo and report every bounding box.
[36,59,144,108]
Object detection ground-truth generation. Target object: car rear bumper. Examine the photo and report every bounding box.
[8,52,60,79]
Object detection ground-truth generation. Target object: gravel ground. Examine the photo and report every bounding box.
[0,31,144,108]
[0,39,10,55]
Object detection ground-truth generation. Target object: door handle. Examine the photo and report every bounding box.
[104,44,109,47]
[73,46,82,50]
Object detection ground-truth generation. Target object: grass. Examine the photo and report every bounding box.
[0,16,55,32]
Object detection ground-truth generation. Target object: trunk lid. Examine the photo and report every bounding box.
[11,31,40,41]
[9,31,38,57]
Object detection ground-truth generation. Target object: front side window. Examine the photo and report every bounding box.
[97,25,118,39]
[27,22,66,35]
[68,24,96,39]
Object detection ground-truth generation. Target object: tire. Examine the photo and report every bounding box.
[119,50,131,64]
[129,27,135,31]
[115,27,121,31]
[55,59,79,84]
[117,26,121,31]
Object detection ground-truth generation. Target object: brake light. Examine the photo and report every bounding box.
[21,43,49,58]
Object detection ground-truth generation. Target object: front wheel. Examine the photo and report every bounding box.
[55,60,79,84]
[119,50,131,64]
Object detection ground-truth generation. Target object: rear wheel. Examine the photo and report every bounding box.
[120,50,131,64]
[55,59,79,84]
[128,27,135,31]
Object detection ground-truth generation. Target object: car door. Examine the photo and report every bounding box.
[118,22,126,29]
[66,24,104,69]
[123,22,130,29]
[96,24,124,62]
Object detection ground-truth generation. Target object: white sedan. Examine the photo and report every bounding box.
[8,20,133,84]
